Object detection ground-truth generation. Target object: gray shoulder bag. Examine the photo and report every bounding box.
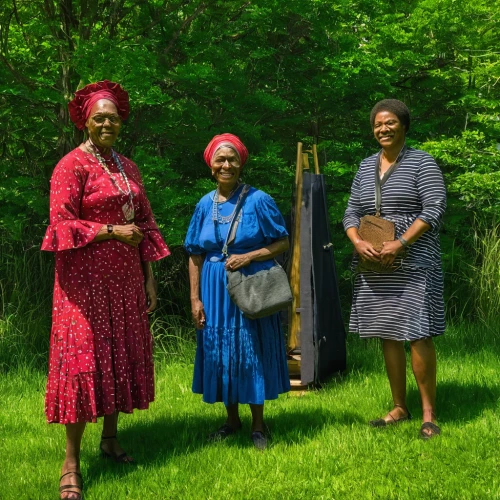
[223,187,292,320]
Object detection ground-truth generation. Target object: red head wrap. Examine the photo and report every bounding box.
[203,133,249,167]
[68,80,130,130]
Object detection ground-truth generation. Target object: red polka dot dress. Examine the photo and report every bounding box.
[42,148,170,424]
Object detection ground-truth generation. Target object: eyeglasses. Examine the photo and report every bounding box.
[91,115,121,125]
[212,158,240,167]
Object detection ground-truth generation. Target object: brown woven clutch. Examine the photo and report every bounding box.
[357,215,397,273]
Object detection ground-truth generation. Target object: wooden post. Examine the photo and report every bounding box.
[288,142,303,352]
[312,144,320,174]
[302,153,310,170]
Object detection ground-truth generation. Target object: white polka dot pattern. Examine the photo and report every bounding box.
[42,148,170,424]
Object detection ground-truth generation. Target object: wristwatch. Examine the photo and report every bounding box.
[107,224,113,235]
[398,236,409,248]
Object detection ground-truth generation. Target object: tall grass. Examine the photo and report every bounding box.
[442,220,500,326]
[0,238,194,371]
[472,222,500,322]
[0,237,53,371]
[1,221,499,372]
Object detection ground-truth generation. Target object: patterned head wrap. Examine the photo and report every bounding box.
[203,133,249,167]
[68,80,130,130]
[370,99,410,132]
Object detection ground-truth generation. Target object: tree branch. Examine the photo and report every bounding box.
[163,2,209,56]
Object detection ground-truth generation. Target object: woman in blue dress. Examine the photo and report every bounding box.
[185,133,290,450]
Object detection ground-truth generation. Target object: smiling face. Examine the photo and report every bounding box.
[373,111,406,152]
[211,146,241,191]
[85,99,122,150]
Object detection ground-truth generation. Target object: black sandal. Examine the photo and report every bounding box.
[420,421,441,440]
[59,470,83,500]
[251,431,267,450]
[100,434,134,463]
[208,420,242,441]
[369,405,412,427]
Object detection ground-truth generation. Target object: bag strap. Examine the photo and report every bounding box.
[221,184,251,257]
[374,145,407,216]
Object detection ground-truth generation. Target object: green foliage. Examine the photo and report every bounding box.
[0,240,52,370]
[470,222,500,321]
[0,0,499,324]
[425,131,500,216]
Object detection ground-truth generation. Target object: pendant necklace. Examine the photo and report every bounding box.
[86,139,135,222]
[212,183,243,224]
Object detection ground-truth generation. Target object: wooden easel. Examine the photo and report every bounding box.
[288,143,320,387]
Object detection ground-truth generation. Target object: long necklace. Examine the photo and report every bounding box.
[86,139,135,222]
[212,183,243,224]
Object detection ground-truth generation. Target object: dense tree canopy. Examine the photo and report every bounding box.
[1,0,498,243]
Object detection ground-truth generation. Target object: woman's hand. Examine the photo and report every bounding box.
[353,239,381,263]
[145,277,157,312]
[112,224,144,247]
[379,240,404,266]
[191,298,206,329]
[225,253,252,271]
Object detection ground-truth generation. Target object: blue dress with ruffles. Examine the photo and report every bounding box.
[184,185,291,405]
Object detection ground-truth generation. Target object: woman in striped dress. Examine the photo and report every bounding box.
[343,99,446,439]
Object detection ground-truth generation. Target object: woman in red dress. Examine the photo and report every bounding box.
[42,80,170,499]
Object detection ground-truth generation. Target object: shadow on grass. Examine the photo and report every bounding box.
[82,405,363,485]
[83,414,216,483]
[266,406,363,441]
[407,380,498,424]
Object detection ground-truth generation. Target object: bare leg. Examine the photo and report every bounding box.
[225,403,242,429]
[410,337,438,436]
[381,339,410,421]
[249,404,264,433]
[60,422,86,500]
[100,411,133,462]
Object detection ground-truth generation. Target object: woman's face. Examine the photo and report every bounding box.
[211,146,241,190]
[373,111,406,151]
[85,99,122,149]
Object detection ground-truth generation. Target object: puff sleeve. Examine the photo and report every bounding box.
[184,201,207,255]
[254,192,288,242]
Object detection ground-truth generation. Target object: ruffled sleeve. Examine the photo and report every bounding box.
[184,201,207,255]
[41,154,103,252]
[254,192,288,241]
[126,157,170,262]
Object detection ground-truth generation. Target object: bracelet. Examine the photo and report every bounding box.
[107,224,113,235]
[398,236,409,248]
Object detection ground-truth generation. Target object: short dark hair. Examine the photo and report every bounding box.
[370,99,411,132]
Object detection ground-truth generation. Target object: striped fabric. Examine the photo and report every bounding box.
[343,147,446,341]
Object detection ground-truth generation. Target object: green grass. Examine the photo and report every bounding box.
[0,242,52,371]
[1,322,498,500]
[472,222,500,321]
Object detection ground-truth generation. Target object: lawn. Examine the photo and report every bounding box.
[0,322,498,500]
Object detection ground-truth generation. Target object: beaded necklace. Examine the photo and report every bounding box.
[86,139,135,222]
[212,183,244,224]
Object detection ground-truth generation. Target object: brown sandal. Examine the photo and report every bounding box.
[420,421,441,440]
[59,470,83,500]
[369,405,412,427]
[100,434,134,463]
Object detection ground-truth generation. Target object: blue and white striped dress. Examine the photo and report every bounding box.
[343,147,446,341]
